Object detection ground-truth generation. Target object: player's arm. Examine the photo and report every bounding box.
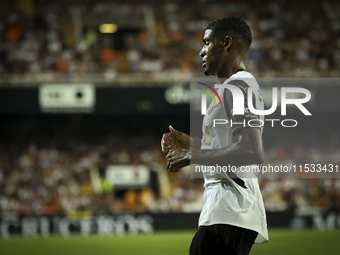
[161,126,201,153]
[191,127,264,166]
[190,78,264,166]
[166,127,264,171]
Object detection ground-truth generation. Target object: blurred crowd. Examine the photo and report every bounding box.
[0,0,339,80]
[0,135,171,218]
[0,117,339,219]
[0,116,204,219]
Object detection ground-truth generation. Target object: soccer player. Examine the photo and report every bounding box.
[161,17,268,255]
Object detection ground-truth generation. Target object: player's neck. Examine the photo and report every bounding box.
[217,56,246,81]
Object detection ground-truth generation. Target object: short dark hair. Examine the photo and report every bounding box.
[206,16,252,49]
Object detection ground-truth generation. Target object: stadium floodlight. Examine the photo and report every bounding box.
[99,23,118,33]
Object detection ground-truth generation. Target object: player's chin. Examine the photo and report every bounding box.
[203,69,210,76]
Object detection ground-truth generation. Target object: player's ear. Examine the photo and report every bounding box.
[223,35,233,53]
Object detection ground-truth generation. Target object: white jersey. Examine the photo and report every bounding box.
[198,71,268,244]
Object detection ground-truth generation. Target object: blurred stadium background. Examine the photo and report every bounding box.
[0,0,340,254]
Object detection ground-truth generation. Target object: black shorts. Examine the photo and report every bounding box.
[189,224,258,255]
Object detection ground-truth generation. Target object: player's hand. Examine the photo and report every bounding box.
[161,126,190,153]
[166,149,191,172]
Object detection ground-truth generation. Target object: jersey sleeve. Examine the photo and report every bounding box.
[223,79,262,135]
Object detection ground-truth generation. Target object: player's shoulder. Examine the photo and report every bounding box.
[229,70,255,80]
[226,70,259,90]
